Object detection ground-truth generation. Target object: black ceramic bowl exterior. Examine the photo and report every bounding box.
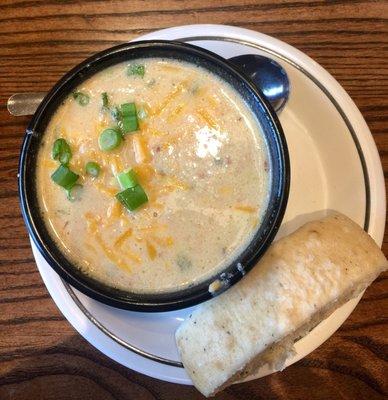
[18,40,290,311]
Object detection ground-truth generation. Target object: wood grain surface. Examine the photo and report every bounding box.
[0,1,387,399]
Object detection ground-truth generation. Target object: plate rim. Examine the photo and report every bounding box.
[31,24,386,385]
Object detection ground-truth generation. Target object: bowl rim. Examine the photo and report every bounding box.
[18,40,290,311]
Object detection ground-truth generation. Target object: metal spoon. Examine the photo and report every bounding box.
[7,92,46,117]
[7,55,289,116]
[228,54,289,113]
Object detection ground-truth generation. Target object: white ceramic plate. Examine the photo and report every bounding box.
[30,24,386,385]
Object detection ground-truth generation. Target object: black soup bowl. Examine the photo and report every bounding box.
[18,40,290,311]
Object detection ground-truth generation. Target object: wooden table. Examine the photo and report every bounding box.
[0,1,387,399]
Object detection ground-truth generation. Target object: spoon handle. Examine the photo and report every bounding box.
[7,92,46,116]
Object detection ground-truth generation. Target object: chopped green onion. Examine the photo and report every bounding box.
[51,164,79,190]
[85,161,101,177]
[117,169,138,190]
[98,128,122,152]
[121,115,138,133]
[110,106,121,122]
[127,64,145,78]
[52,138,72,165]
[119,102,138,133]
[101,92,109,108]
[109,102,139,134]
[121,102,136,117]
[66,183,82,202]
[72,91,89,106]
[110,103,139,134]
[116,185,148,211]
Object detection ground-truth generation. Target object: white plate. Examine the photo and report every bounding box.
[30,24,386,385]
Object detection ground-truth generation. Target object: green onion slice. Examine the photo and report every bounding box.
[98,128,122,152]
[85,161,101,177]
[121,115,138,133]
[127,64,145,78]
[109,103,139,134]
[119,103,138,133]
[110,106,122,122]
[117,169,138,190]
[101,92,109,108]
[116,185,148,211]
[51,164,79,190]
[72,91,89,106]
[52,138,72,165]
[121,102,136,117]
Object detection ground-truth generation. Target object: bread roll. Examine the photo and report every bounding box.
[175,213,387,397]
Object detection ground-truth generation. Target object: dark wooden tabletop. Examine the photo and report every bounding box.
[1,1,387,399]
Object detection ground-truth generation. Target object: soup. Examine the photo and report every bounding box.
[36,58,270,293]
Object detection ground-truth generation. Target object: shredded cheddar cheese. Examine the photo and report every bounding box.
[114,228,133,247]
[94,232,132,272]
[165,176,190,190]
[107,200,122,219]
[197,108,219,130]
[146,241,157,260]
[84,213,137,270]
[157,177,189,195]
[94,183,117,197]
[167,104,184,123]
[133,163,155,184]
[152,80,188,116]
[42,159,58,169]
[84,212,99,233]
[133,135,151,163]
[150,235,174,247]
[205,94,218,108]
[234,205,257,213]
[122,248,141,264]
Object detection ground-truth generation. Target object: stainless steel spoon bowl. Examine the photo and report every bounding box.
[229,54,289,113]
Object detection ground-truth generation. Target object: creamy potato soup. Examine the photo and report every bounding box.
[36,58,270,293]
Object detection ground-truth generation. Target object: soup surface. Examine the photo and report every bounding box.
[36,58,270,293]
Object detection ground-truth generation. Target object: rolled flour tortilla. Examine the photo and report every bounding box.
[175,213,387,397]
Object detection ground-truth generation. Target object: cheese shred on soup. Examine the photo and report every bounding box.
[36,58,271,293]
